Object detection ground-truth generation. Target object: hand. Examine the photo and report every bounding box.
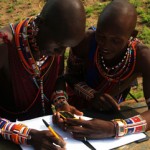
[28,129,66,150]
[56,102,83,116]
[91,93,120,112]
[52,112,68,131]
[65,118,116,140]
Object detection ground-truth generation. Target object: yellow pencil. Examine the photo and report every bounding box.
[42,119,60,139]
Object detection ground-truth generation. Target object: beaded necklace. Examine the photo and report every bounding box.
[14,17,55,115]
[95,39,137,83]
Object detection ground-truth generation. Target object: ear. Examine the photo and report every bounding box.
[131,29,138,38]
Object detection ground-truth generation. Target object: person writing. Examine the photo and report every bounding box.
[53,0,150,140]
[0,0,85,149]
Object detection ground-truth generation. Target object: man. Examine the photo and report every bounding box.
[0,0,85,149]
[54,0,150,140]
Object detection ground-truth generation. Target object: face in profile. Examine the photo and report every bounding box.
[36,23,85,56]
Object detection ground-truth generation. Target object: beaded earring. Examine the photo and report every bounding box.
[27,18,39,51]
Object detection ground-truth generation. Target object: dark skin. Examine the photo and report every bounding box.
[0,0,85,149]
[53,1,150,140]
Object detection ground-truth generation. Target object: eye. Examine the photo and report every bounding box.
[96,34,106,44]
[112,38,121,44]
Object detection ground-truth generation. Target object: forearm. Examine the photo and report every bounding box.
[54,75,66,91]
[141,109,150,131]
[0,117,31,145]
[65,74,96,100]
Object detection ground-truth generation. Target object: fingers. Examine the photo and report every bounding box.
[51,137,66,149]
[43,131,66,148]
[65,118,88,127]
[70,106,83,116]
[66,125,90,134]
[103,93,120,111]
[32,130,66,150]
[53,113,64,124]
[35,141,65,150]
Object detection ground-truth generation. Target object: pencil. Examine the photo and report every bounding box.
[42,119,60,139]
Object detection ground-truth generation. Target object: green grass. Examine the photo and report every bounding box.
[138,26,150,46]
[6,5,15,13]
[126,83,144,100]
[85,1,109,18]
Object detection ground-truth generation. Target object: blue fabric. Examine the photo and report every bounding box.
[85,27,102,89]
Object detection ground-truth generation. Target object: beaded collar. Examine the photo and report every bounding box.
[14,17,54,78]
[95,38,139,83]
[14,17,55,115]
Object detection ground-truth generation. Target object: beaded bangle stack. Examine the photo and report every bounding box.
[51,90,68,109]
[74,82,96,100]
[0,118,31,145]
[112,115,147,138]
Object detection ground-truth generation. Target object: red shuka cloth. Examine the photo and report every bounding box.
[0,32,62,121]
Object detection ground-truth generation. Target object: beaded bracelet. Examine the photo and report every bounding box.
[124,115,147,134]
[74,82,96,100]
[0,118,31,145]
[51,90,68,109]
[112,115,147,138]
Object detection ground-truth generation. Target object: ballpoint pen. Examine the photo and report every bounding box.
[82,137,96,150]
[42,119,60,139]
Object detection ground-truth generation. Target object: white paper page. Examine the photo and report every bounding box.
[19,115,146,150]
[89,133,146,150]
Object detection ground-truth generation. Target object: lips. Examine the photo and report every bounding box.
[100,48,114,60]
[101,48,111,55]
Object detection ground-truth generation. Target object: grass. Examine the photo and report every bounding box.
[126,83,144,100]
[138,26,150,46]
[6,5,15,13]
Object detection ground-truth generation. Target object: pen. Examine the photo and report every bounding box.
[42,119,60,139]
[82,137,96,150]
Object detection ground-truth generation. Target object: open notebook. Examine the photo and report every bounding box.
[18,115,147,150]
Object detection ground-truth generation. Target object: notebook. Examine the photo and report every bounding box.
[19,115,147,150]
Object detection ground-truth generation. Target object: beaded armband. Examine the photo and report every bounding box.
[112,115,147,138]
[74,82,96,100]
[0,118,31,145]
[51,90,68,109]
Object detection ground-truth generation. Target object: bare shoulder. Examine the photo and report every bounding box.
[136,42,150,73]
[0,25,14,45]
[72,29,95,58]
[0,25,14,68]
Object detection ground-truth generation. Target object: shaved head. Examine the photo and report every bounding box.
[95,0,138,60]
[97,0,137,36]
[38,0,86,44]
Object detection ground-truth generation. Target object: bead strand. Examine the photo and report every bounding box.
[51,90,68,109]
[74,82,96,100]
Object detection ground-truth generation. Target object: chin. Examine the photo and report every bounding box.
[102,53,114,60]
